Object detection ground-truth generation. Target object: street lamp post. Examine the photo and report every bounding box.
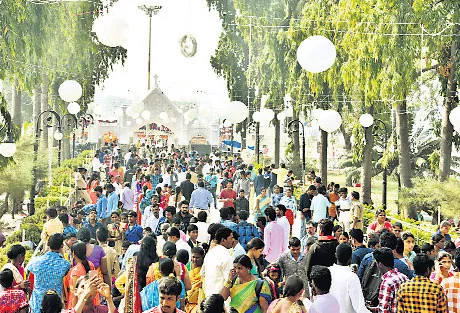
[0,107,17,158]
[288,120,306,185]
[30,110,62,216]
[359,114,388,209]
[222,119,234,154]
[138,4,163,90]
[77,113,94,156]
[61,113,78,159]
[248,121,260,163]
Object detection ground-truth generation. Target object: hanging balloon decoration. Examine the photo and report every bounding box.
[58,80,82,102]
[297,35,337,73]
[93,14,129,48]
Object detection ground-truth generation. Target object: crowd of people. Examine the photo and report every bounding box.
[0,143,459,313]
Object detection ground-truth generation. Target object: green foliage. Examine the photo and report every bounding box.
[0,243,33,270]
[399,178,460,220]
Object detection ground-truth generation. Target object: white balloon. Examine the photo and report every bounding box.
[0,142,16,157]
[67,102,81,115]
[253,111,261,122]
[318,110,342,133]
[226,101,248,124]
[359,113,374,128]
[141,110,151,121]
[93,15,129,47]
[126,120,132,126]
[449,106,460,128]
[259,108,274,124]
[58,80,82,102]
[159,111,169,121]
[132,102,145,113]
[54,131,64,141]
[297,35,337,73]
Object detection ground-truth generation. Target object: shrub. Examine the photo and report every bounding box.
[399,178,460,221]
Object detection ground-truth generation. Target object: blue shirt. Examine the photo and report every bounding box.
[151,174,161,188]
[232,221,261,249]
[190,187,214,209]
[96,194,108,219]
[125,223,143,243]
[107,191,119,214]
[83,221,102,239]
[431,230,451,242]
[140,279,185,311]
[351,245,372,266]
[205,174,218,188]
[62,225,77,237]
[28,251,71,313]
[358,252,414,280]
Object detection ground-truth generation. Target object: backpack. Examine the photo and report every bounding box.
[360,259,382,307]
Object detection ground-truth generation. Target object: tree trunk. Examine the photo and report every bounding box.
[340,124,352,152]
[12,78,22,129]
[274,113,280,167]
[396,100,413,187]
[41,75,49,149]
[361,111,374,205]
[63,132,71,160]
[33,83,41,123]
[320,129,328,187]
[240,122,246,151]
[439,30,458,181]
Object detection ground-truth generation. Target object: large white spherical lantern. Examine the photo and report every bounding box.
[359,113,374,128]
[132,102,145,113]
[449,106,460,129]
[53,131,64,141]
[159,111,168,121]
[126,120,132,126]
[58,80,82,102]
[0,142,16,157]
[253,111,261,122]
[297,35,337,73]
[93,15,129,47]
[141,110,151,121]
[67,102,81,115]
[259,108,274,124]
[318,110,342,133]
[227,101,248,124]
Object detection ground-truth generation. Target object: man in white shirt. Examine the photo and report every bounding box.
[311,186,331,223]
[230,230,246,258]
[145,204,162,234]
[309,265,340,313]
[275,204,290,250]
[329,243,370,313]
[201,227,234,296]
[92,153,102,177]
[141,195,160,227]
[335,187,353,232]
[195,211,210,244]
[120,182,135,210]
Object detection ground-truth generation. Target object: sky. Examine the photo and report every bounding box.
[93,0,230,109]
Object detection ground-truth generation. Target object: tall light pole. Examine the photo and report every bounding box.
[288,120,306,185]
[30,110,62,216]
[61,114,78,159]
[248,121,260,163]
[138,4,162,90]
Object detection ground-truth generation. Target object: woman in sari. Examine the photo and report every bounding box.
[1,244,29,291]
[65,241,94,309]
[0,268,28,313]
[255,188,270,218]
[118,234,159,313]
[107,212,123,254]
[267,276,306,313]
[140,258,185,311]
[186,247,205,313]
[221,255,271,313]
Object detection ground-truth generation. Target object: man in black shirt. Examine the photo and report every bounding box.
[180,173,195,201]
[176,200,193,232]
[299,185,316,238]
